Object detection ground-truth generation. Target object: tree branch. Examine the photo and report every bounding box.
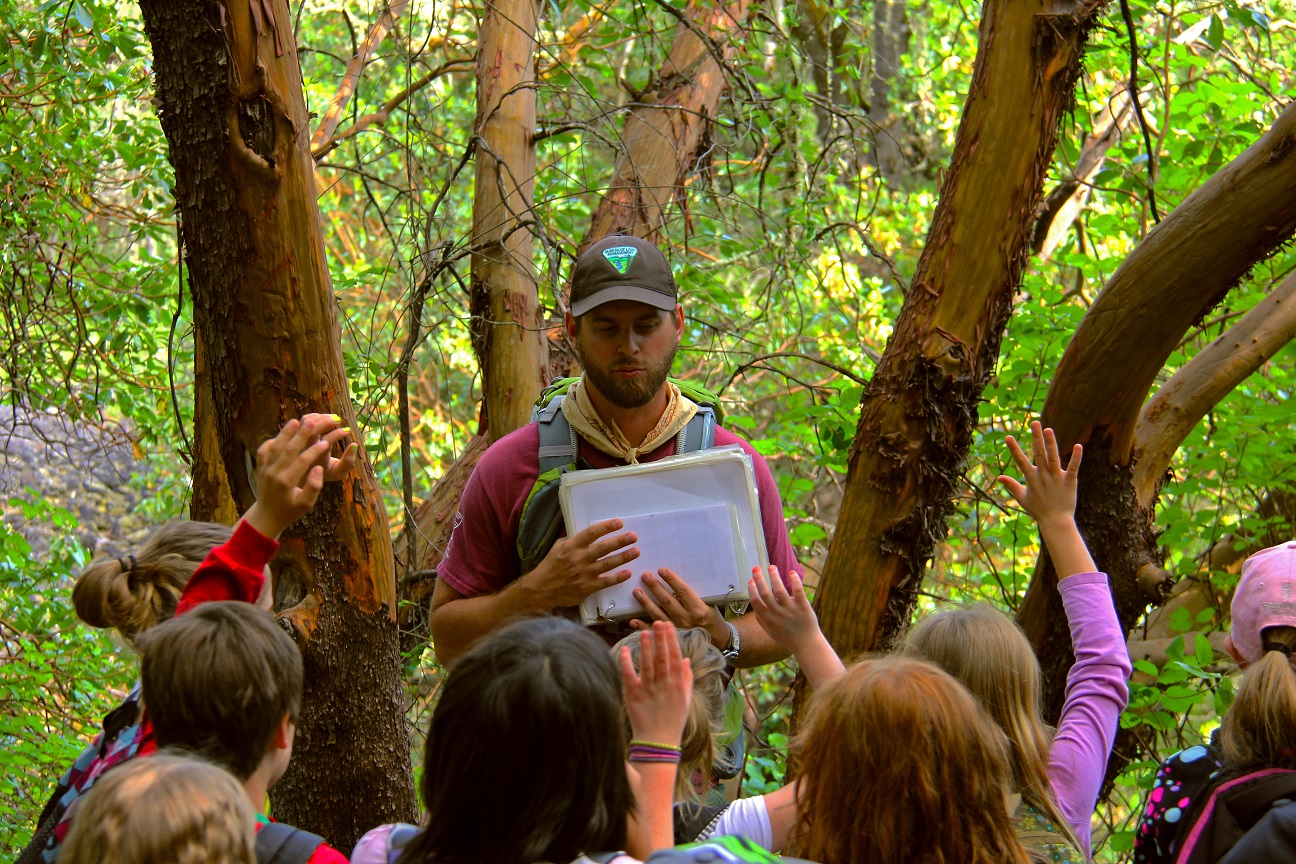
[309,0,411,156]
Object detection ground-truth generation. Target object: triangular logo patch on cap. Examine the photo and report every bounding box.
[602,245,638,274]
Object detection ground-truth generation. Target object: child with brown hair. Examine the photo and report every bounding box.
[351,616,694,864]
[139,600,347,862]
[60,753,257,864]
[20,414,356,864]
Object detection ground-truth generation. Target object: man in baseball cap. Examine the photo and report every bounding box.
[429,234,800,671]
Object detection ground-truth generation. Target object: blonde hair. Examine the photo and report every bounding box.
[60,752,256,864]
[1221,626,1296,770]
[904,603,1083,855]
[613,627,727,801]
[74,521,233,641]
[790,656,1030,864]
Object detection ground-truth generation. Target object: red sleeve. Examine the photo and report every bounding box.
[175,520,278,615]
[308,844,352,864]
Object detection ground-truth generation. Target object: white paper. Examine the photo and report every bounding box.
[589,504,744,620]
[560,445,769,624]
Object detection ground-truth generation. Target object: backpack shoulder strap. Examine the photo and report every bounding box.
[1177,768,1296,864]
[536,395,579,474]
[674,406,716,454]
[386,823,421,864]
[517,395,579,574]
[255,822,327,864]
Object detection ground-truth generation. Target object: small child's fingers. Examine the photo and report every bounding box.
[1042,427,1063,472]
[1066,442,1084,475]
[1004,435,1033,475]
[322,443,359,482]
[287,439,334,488]
[617,645,640,689]
[786,572,808,605]
[260,419,298,465]
[750,567,773,606]
[1029,421,1048,464]
[767,565,791,603]
[297,465,325,507]
[997,474,1028,507]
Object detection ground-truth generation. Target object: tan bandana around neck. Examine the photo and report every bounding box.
[561,377,698,463]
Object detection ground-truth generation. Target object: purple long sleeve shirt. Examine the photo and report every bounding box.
[1049,572,1133,860]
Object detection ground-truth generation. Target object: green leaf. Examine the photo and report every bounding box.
[1205,14,1225,50]
[71,1,93,31]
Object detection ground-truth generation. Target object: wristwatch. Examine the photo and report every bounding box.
[719,617,741,660]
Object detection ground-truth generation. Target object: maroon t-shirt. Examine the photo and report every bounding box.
[437,423,800,599]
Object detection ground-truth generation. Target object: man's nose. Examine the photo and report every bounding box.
[617,331,640,355]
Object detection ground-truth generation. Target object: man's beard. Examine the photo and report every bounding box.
[576,341,678,410]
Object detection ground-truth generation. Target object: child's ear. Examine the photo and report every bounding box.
[1224,635,1249,668]
[271,712,295,750]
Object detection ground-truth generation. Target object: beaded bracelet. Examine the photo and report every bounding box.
[628,744,681,764]
[629,739,681,751]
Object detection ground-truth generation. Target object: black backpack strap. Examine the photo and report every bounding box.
[673,802,729,844]
[255,822,327,864]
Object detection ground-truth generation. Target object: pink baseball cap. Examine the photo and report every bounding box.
[1229,541,1296,664]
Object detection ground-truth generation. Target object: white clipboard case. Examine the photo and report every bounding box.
[559,445,769,625]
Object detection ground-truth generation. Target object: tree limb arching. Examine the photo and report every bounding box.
[810,0,1108,664]
[309,0,411,157]
[1133,272,1296,506]
[1015,101,1296,721]
[580,0,751,250]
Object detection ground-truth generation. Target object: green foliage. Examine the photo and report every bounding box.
[3,0,1296,857]
[0,498,134,856]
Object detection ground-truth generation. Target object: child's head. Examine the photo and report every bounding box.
[60,752,256,864]
[1221,541,1296,770]
[74,521,234,641]
[790,656,1028,864]
[407,616,633,864]
[903,602,1079,849]
[613,626,727,802]
[139,601,303,782]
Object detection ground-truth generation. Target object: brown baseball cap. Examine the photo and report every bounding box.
[569,235,677,317]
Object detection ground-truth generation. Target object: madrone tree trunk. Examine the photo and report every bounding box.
[470,0,548,440]
[580,0,750,249]
[812,0,1106,661]
[1015,102,1296,721]
[136,0,416,844]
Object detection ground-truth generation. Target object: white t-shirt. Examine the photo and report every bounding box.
[351,826,641,864]
[697,796,773,849]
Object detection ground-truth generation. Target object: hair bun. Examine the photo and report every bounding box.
[72,559,137,631]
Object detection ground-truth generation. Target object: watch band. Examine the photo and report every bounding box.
[720,617,740,659]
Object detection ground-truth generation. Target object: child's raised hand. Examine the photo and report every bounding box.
[618,620,693,749]
[749,566,818,654]
[998,421,1082,527]
[243,414,358,540]
[749,565,845,688]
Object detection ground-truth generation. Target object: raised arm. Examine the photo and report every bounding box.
[748,565,844,689]
[998,421,1094,580]
[620,621,693,858]
[998,421,1130,857]
[178,414,356,613]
